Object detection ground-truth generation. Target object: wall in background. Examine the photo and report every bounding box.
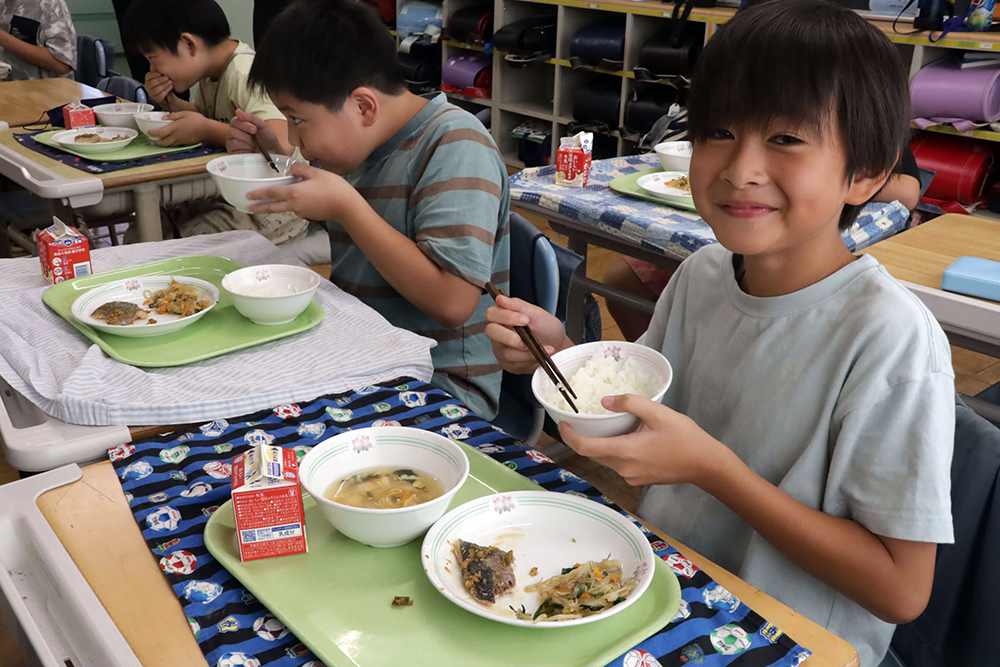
[63,0,255,78]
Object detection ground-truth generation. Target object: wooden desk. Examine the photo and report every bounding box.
[860,214,1000,358]
[0,79,105,128]
[0,127,216,243]
[32,461,858,667]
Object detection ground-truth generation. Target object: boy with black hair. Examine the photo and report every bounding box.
[486,1,953,664]
[0,0,76,81]
[233,0,509,419]
[122,0,308,244]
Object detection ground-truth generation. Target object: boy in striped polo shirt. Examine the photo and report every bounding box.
[231,0,510,419]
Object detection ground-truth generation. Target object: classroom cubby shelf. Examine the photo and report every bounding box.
[395,1,1000,170]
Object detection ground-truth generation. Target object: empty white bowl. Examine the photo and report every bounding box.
[134,111,174,139]
[654,141,692,172]
[532,341,672,438]
[299,426,471,548]
[206,153,301,213]
[92,103,153,130]
[222,264,321,325]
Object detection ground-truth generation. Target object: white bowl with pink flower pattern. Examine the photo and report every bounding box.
[299,426,470,547]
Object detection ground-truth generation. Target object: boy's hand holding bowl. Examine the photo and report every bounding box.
[147,110,207,146]
[246,164,365,222]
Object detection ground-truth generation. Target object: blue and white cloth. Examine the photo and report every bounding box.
[510,154,910,261]
[113,379,812,667]
[0,231,434,426]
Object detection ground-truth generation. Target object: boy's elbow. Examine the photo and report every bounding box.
[875,584,931,625]
[434,302,477,329]
[50,60,72,75]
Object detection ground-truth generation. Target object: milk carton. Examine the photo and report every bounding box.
[61,102,96,129]
[231,444,308,562]
[556,131,593,187]
[37,217,92,285]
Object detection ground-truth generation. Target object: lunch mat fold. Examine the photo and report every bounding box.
[112,380,812,667]
[13,129,224,173]
[0,231,434,425]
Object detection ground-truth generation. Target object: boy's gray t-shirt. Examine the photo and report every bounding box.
[637,244,955,667]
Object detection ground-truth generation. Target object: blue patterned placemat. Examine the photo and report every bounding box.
[13,130,224,174]
[509,154,909,260]
[111,379,812,667]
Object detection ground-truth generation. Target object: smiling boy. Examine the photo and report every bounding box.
[485,1,954,664]
[232,0,509,419]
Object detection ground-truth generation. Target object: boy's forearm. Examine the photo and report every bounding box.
[0,32,71,75]
[165,97,199,113]
[699,447,934,624]
[201,119,231,146]
[339,199,482,328]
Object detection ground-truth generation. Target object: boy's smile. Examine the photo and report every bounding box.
[689,118,887,296]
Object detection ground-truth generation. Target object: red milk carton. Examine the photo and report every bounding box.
[556,131,594,187]
[37,217,92,285]
[231,444,308,562]
[62,102,96,129]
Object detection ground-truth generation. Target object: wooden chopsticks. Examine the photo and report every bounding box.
[484,282,579,414]
[230,100,281,174]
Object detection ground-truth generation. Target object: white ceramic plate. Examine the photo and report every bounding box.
[421,490,656,628]
[50,127,138,155]
[70,276,219,338]
[637,170,693,200]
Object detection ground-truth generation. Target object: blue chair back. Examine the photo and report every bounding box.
[97,76,149,104]
[76,35,116,87]
[886,394,1000,667]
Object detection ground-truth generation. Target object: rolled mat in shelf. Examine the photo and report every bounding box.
[569,20,626,67]
[492,15,557,56]
[447,4,494,43]
[442,53,492,90]
[911,132,996,204]
[638,28,701,77]
[573,79,622,128]
[625,87,679,134]
[397,46,440,84]
[911,56,1000,124]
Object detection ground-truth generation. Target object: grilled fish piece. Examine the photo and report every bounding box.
[454,540,516,605]
[90,301,149,326]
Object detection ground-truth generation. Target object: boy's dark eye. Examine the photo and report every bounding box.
[771,134,803,146]
[705,129,734,141]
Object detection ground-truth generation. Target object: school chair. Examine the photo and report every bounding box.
[75,35,118,88]
[490,212,561,446]
[97,76,149,105]
[879,393,1000,667]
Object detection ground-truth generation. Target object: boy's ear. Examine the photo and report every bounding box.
[351,87,379,127]
[178,33,199,57]
[844,170,893,206]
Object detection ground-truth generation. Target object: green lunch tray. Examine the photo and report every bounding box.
[609,167,700,212]
[205,443,682,667]
[42,255,324,367]
[33,129,202,162]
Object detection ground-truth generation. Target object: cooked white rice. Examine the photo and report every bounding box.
[541,350,659,414]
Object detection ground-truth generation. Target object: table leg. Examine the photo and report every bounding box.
[133,184,163,243]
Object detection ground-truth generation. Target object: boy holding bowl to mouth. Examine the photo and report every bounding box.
[486,2,953,665]
[226,0,510,420]
[122,0,308,244]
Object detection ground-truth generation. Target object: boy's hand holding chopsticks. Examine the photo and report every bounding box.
[226,108,285,157]
[484,292,573,376]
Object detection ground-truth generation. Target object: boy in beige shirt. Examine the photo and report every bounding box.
[123,0,308,244]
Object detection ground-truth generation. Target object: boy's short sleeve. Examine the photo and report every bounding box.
[226,72,284,123]
[830,370,955,544]
[410,124,507,287]
[38,0,76,70]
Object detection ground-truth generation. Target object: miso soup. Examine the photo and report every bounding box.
[325,466,446,509]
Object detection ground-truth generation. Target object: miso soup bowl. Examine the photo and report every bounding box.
[133,111,174,139]
[532,341,672,439]
[654,140,692,172]
[299,426,470,548]
[206,153,301,213]
[92,102,154,129]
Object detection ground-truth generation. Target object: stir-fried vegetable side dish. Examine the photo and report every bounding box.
[512,558,639,621]
[144,280,213,318]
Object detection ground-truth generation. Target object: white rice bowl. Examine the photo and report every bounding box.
[532,341,672,438]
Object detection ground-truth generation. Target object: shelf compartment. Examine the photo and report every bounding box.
[498,60,555,115]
